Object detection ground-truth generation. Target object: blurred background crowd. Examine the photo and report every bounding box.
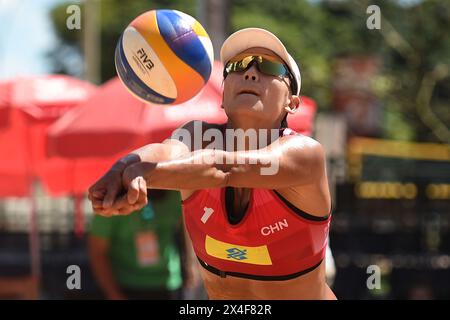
[0,0,449,299]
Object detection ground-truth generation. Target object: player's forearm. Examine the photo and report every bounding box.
[132,147,280,190]
[139,149,230,190]
[130,139,322,190]
[137,147,284,190]
[111,153,141,172]
[131,142,186,163]
[113,142,186,171]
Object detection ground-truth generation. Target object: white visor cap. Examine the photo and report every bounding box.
[220,27,301,96]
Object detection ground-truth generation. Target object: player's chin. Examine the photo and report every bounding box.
[227,99,265,114]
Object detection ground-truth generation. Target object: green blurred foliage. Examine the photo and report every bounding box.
[49,0,450,143]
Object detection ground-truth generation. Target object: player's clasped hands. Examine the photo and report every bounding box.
[88,163,148,217]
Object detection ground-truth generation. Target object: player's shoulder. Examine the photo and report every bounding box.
[280,131,325,160]
[281,129,321,146]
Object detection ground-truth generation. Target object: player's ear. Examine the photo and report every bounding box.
[284,95,300,114]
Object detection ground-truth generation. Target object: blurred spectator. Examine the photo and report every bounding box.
[88,190,184,300]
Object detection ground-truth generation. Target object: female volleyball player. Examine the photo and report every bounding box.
[89,28,336,300]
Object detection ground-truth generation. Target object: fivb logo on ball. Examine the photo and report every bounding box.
[115,9,214,105]
[135,48,155,73]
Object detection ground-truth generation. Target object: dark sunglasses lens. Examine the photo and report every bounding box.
[258,60,288,77]
[225,56,289,78]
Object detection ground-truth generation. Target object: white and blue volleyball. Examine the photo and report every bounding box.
[115,9,214,105]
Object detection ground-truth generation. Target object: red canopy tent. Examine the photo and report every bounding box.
[0,108,30,197]
[0,75,97,197]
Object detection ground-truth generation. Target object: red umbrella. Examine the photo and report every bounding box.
[0,75,97,197]
[10,75,95,121]
[0,108,29,196]
[47,77,152,158]
[12,75,96,191]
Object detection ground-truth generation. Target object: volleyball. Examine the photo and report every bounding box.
[114,9,214,105]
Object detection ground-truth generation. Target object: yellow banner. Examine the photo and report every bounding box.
[205,235,272,265]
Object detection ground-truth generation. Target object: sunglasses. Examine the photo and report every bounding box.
[224,54,295,92]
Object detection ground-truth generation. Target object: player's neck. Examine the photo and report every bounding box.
[224,120,280,151]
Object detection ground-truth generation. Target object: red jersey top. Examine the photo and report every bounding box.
[181,128,332,280]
